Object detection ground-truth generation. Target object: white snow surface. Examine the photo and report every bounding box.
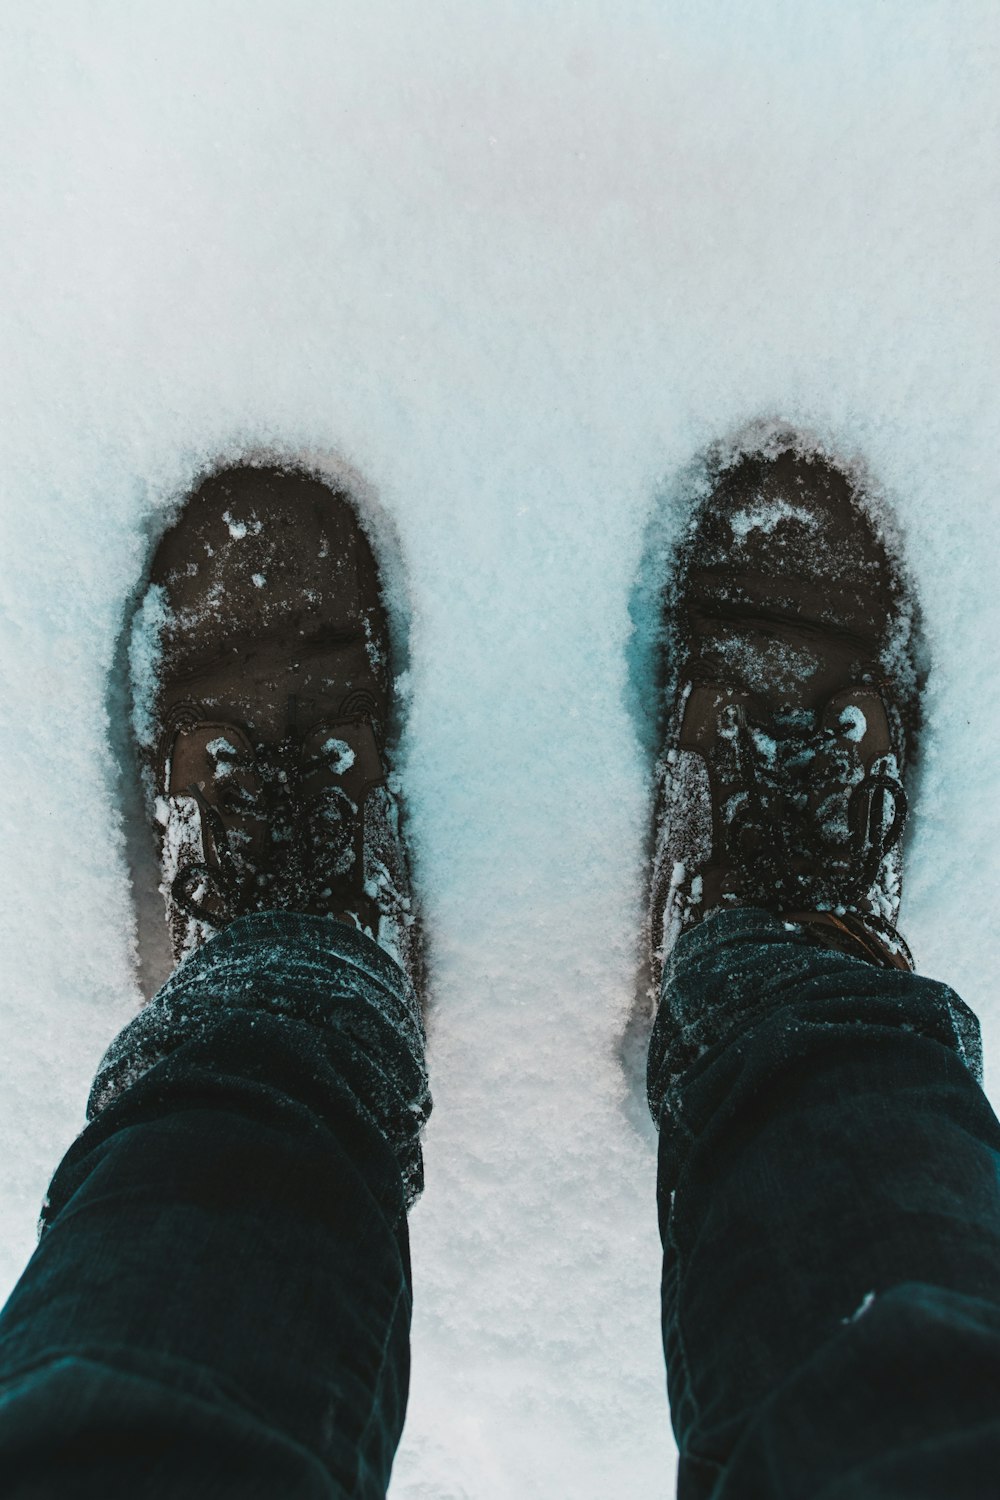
[0,3,998,1495]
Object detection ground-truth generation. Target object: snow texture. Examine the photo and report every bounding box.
[322,738,357,776]
[0,4,997,1496]
[729,497,818,541]
[839,706,869,745]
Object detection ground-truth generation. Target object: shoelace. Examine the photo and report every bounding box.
[172,733,360,928]
[720,702,907,910]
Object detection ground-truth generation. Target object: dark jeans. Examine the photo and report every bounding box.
[648,909,1000,1498]
[1,909,1000,1497]
[0,915,429,1499]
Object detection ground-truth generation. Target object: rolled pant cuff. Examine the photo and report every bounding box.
[88,911,430,1205]
[647,906,982,1127]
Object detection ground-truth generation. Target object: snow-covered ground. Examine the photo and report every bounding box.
[0,3,997,1495]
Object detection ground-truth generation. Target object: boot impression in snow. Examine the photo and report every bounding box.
[133,464,419,982]
[649,437,922,983]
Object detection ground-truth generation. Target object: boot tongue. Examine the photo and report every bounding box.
[680,682,906,922]
[167,720,269,879]
[162,701,390,929]
[272,717,386,918]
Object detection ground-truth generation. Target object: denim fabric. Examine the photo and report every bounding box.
[650,908,1000,1499]
[5,904,1000,1499]
[0,913,429,1499]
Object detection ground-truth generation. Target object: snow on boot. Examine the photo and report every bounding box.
[649,433,923,986]
[130,463,420,985]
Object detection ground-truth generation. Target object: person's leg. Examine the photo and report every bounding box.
[0,464,430,1497]
[645,434,1000,1495]
[0,913,428,1499]
[651,909,1000,1500]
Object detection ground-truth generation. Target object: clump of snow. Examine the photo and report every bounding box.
[222,511,247,541]
[751,727,779,765]
[839,705,868,743]
[205,736,238,778]
[729,498,818,541]
[846,1289,877,1323]
[205,736,238,759]
[156,790,213,961]
[0,6,997,1499]
[322,737,357,775]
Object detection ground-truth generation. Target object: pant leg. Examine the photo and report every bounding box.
[0,912,430,1500]
[649,907,1000,1500]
